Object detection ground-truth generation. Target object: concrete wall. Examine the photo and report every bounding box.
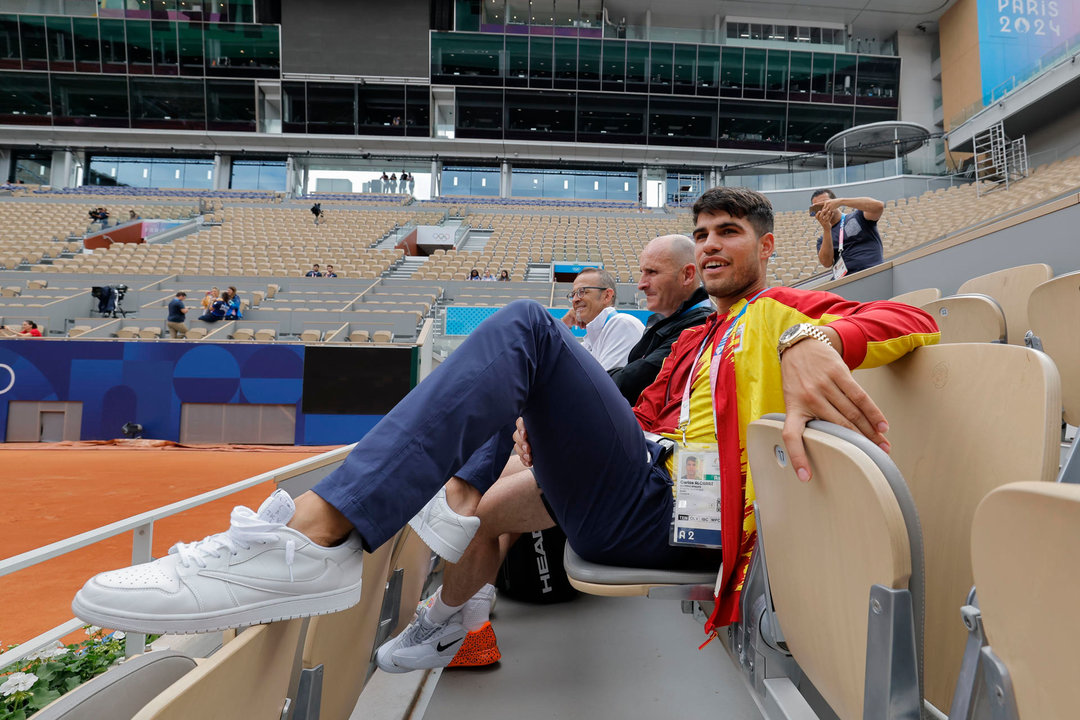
[939,0,983,133]
[1026,105,1080,167]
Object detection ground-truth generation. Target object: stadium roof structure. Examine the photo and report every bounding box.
[825,121,934,164]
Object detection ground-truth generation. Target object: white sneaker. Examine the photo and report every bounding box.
[417,583,496,631]
[375,604,468,673]
[407,487,481,563]
[71,490,365,634]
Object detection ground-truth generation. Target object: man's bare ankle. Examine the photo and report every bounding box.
[288,491,354,547]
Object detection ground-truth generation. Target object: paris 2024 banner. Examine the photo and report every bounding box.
[978,0,1080,104]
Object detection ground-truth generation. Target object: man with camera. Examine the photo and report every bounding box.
[812,189,885,280]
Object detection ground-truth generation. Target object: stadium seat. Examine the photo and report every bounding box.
[347,330,369,343]
[138,327,162,339]
[1026,270,1080,425]
[185,327,208,340]
[130,619,306,720]
[34,650,198,720]
[254,328,276,342]
[115,327,139,339]
[232,328,255,341]
[299,329,321,343]
[371,330,392,343]
[968,482,1080,720]
[68,325,91,337]
[957,263,1053,345]
[920,294,1007,343]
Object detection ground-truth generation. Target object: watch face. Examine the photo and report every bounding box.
[779,325,802,344]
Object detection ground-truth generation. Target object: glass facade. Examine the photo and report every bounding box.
[509,167,637,200]
[87,155,214,189]
[281,82,430,136]
[442,166,500,196]
[231,159,287,190]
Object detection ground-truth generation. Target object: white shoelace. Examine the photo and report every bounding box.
[171,506,295,577]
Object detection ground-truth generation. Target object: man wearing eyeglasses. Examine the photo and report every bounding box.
[561,268,644,371]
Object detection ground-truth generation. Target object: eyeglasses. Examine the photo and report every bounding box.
[565,286,607,300]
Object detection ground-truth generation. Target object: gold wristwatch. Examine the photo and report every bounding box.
[777,323,834,362]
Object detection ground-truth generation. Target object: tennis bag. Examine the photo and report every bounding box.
[495,525,578,604]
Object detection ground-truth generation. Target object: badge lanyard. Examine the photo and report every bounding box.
[677,289,767,444]
[837,212,847,258]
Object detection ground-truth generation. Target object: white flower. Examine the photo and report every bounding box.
[84,625,101,636]
[0,671,39,696]
[27,643,68,661]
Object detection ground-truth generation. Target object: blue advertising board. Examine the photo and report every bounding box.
[978,0,1080,103]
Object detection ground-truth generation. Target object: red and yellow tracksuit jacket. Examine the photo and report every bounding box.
[632,286,940,632]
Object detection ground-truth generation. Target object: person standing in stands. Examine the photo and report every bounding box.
[389,173,398,193]
[380,172,389,192]
[166,291,188,338]
[812,189,885,280]
[561,268,644,372]
[305,264,323,278]
[310,202,323,226]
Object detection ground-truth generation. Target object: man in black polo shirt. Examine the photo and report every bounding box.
[166,291,188,338]
[812,189,885,279]
[611,234,714,405]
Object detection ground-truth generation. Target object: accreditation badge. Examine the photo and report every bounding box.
[832,255,848,280]
[669,443,723,549]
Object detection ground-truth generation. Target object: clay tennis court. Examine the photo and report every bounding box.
[0,441,336,649]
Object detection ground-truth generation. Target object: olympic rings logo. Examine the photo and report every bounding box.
[0,363,14,395]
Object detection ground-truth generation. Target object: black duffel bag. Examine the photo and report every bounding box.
[495,525,579,604]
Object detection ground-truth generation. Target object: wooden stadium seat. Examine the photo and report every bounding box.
[920,294,1007,343]
[185,327,208,340]
[889,287,941,306]
[957,263,1052,345]
[68,325,91,337]
[131,619,305,720]
[26,279,47,289]
[748,416,922,720]
[115,327,139,339]
[348,330,369,343]
[1027,269,1080,424]
[139,327,162,339]
[371,330,392,343]
[232,328,255,341]
[855,343,1060,713]
[299,329,321,343]
[254,328,276,342]
[1,286,21,297]
[970,482,1080,720]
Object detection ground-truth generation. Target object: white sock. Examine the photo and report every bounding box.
[425,587,465,625]
[462,584,496,631]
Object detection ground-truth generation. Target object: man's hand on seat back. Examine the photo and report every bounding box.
[513,417,532,467]
[779,327,890,482]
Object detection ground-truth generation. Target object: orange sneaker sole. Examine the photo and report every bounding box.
[447,621,501,668]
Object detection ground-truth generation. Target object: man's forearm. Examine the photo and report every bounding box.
[837,197,885,219]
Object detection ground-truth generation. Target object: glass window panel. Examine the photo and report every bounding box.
[720,47,742,97]
[227,0,255,24]
[358,84,406,136]
[649,42,672,92]
[306,82,355,134]
[854,106,897,126]
[19,16,48,70]
[0,15,20,70]
[625,41,647,93]
[100,19,126,73]
[177,20,203,76]
[742,48,765,99]
[11,151,52,184]
[125,20,153,74]
[0,71,52,124]
[481,0,505,28]
[576,91,645,144]
[46,16,74,72]
[204,22,279,77]
[442,166,499,197]
[649,96,716,147]
[456,0,482,32]
[456,88,503,139]
[52,73,129,127]
[207,79,254,131]
[788,51,811,100]
[765,50,788,100]
[231,159,286,190]
[696,46,719,96]
[578,38,601,90]
[855,56,899,106]
[430,31,502,85]
[505,35,529,87]
[131,76,204,129]
[405,84,429,137]
[811,52,834,101]
[507,0,529,29]
[282,81,306,133]
[72,18,100,73]
[552,37,576,89]
[505,89,574,141]
[152,20,178,74]
[601,40,624,91]
[528,36,552,88]
[673,44,696,95]
[717,100,784,150]
[833,53,856,103]
[786,103,851,150]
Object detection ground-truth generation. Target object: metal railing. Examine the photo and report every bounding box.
[0,444,355,669]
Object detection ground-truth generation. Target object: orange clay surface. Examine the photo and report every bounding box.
[0,443,334,649]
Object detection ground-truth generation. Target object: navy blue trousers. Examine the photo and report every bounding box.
[313,300,716,569]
